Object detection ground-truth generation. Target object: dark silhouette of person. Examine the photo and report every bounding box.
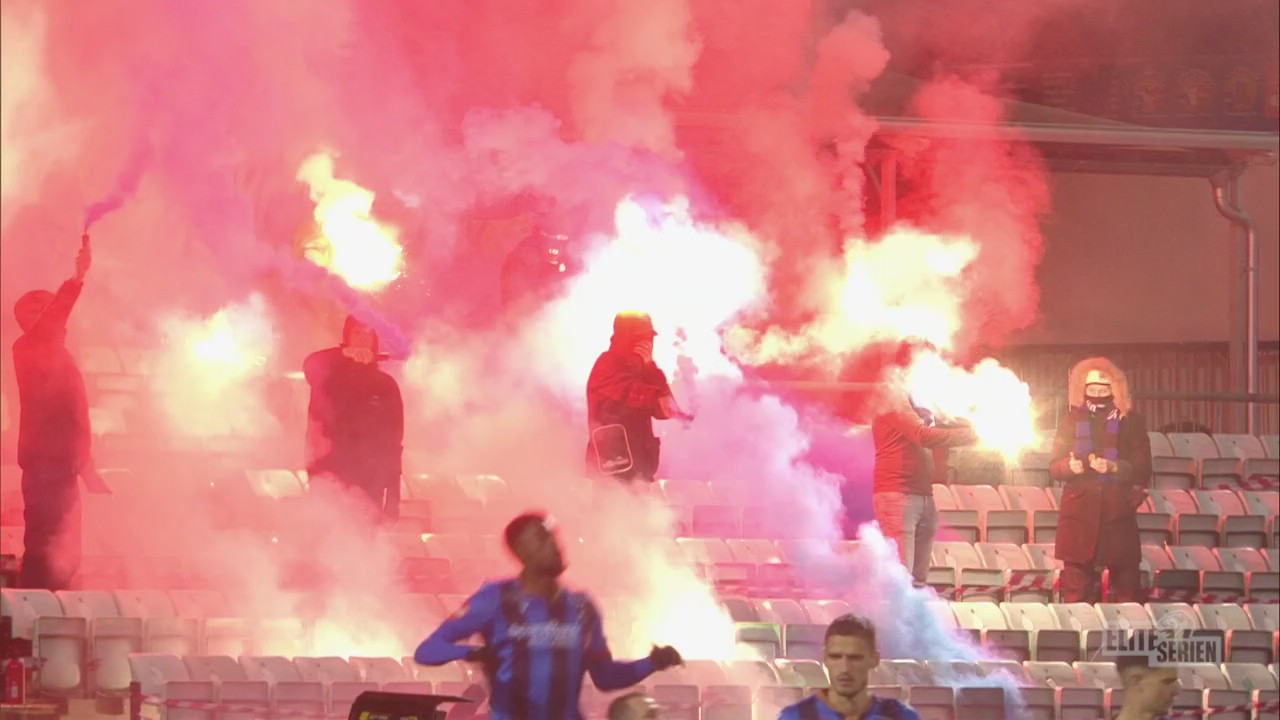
[303,316,403,519]
[13,235,96,589]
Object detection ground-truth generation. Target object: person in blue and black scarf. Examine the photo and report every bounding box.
[1049,357,1152,603]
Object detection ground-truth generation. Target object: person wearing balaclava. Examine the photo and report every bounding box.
[585,312,684,483]
[12,235,96,590]
[871,394,977,587]
[1050,357,1151,603]
[303,315,404,520]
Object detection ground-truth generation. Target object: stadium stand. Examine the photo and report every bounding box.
[2,428,1279,719]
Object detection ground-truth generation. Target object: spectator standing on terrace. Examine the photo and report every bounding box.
[585,311,687,483]
[415,513,684,720]
[1049,357,1151,603]
[303,315,403,520]
[871,395,977,587]
[1112,655,1181,720]
[13,235,97,590]
[777,615,920,720]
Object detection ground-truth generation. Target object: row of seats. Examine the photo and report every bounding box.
[128,653,1279,720]
[6,588,1277,669]
[6,483,1277,549]
[3,535,1271,603]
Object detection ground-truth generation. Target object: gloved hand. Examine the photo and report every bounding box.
[649,645,683,670]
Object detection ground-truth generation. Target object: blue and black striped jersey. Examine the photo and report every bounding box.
[415,579,656,720]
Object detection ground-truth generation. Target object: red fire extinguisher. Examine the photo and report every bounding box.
[3,657,25,705]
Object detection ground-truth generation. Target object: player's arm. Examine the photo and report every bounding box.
[589,354,671,416]
[584,601,680,690]
[413,587,497,665]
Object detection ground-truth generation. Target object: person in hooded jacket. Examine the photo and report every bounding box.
[13,235,95,590]
[303,316,404,519]
[1049,357,1151,603]
[585,312,685,483]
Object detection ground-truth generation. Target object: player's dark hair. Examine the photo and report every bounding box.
[504,513,546,552]
[825,614,878,649]
[606,693,646,720]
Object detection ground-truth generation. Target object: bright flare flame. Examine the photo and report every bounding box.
[825,228,978,352]
[296,151,403,291]
[730,226,979,366]
[903,351,1038,460]
[154,294,277,437]
[536,196,766,392]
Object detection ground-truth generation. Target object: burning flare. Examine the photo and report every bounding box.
[903,350,1038,461]
[296,151,403,291]
[154,294,277,437]
[536,196,766,391]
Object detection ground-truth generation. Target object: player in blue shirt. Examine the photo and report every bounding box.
[777,615,919,720]
[415,513,684,720]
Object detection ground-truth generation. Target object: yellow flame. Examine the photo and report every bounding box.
[296,151,403,291]
[905,351,1039,461]
[186,300,270,375]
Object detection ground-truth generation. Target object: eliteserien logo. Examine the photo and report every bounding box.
[1101,608,1224,666]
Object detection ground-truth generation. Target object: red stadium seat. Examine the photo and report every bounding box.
[951,485,1027,544]
[1001,603,1079,663]
[1148,489,1218,547]
[1168,546,1247,602]
[997,485,1059,544]
[1197,604,1275,664]
[1194,490,1267,547]
[724,539,782,565]
[691,505,742,539]
[931,542,1004,603]
[933,484,980,543]
[754,599,809,625]
[799,599,850,625]
[976,543,1054,603]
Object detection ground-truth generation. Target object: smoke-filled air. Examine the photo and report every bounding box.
[0,0,1071,713]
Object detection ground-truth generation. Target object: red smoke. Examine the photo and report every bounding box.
[1,0,1055,684]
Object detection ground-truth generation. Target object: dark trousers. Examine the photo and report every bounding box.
[1061,561,1143,603]
[19,466,81,591]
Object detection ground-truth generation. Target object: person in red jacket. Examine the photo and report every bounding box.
[585,312,685,483]
[871,397,977,586]
[1049,357,1151,603]
[12,236,94,590]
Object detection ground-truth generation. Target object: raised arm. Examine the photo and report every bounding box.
[28,280,83,340]
[413,587,496,665]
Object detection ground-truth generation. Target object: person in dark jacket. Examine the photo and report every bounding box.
[303,315,404,519]
[12,235,94,590]
[1049,357,1151,603]
[871,397,976,586]
[585,312,684,483]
